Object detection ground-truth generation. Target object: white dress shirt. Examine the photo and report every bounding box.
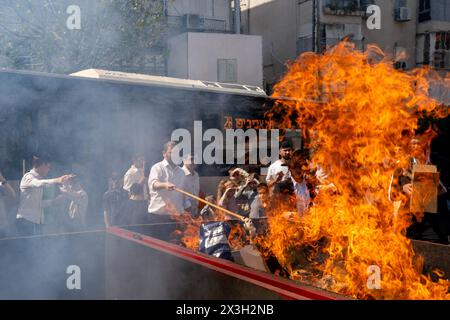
[16,169,63,224]
[123,165,144,191]
[266,159,291,183]
[148,159,189,215]
[182,165,200,213]
[123,165,147,199]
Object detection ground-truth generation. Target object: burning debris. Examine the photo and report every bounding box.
[170,41,450,300]
[169,187,251,253]
[2,34,448,300]
[264,41,450,299]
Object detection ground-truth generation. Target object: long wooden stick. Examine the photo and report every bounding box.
[174,187,245,221]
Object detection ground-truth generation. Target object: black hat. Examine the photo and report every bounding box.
[280,140,293,150]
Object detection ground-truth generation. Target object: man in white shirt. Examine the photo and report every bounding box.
[182,155,200,216]
[148,142,191,241]
[16,155,73,236]
[123,154,147,199]
[266,140,293,186]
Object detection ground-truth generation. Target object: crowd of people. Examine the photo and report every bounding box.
[0,135,448,247]
[1,156,87,237]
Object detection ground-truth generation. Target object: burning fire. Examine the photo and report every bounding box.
[170,214,203,250]
[261,42,450,299]
[170,206,249,251]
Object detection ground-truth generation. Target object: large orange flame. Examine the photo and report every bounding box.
[261,42,450,299]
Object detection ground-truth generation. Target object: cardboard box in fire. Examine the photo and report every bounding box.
[232,245,269,272]
[410,165,439,213]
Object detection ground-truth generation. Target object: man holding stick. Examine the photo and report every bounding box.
[148,141,191,240]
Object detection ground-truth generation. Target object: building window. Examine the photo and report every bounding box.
[434,32,450,70]
[435,32,450,51]
[324,0,357,10]
[418,0,431,23]
[318,23,363,53]
[217,59,237,83]
[394,0,410,22]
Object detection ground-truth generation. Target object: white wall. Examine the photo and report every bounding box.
[240,0,298,88]
[168,32,263,87]
[168,33,189,79]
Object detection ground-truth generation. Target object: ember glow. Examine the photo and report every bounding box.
[171,214,203,250]
[262,42,450,299]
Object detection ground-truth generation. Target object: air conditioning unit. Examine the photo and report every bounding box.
[395,7,410,22]
[183,14,205,30]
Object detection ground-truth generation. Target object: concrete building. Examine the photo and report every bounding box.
[241,0,450,91]
[296,0,417,69]
[240,0,298,91]
[93,0,263,86]
[297,0,366,54]
[363,0,417,70]
[165,0,264,87]
[168,32,263,87]
[416,0,450,71]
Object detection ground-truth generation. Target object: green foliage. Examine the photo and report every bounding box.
[0,0,167,74]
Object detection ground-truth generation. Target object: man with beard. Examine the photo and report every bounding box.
[266,140,293,187]
[148,141,191,240]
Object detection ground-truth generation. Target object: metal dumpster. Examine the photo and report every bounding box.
[0,224,344,300]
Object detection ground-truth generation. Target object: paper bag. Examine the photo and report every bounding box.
[410,165,439,213]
